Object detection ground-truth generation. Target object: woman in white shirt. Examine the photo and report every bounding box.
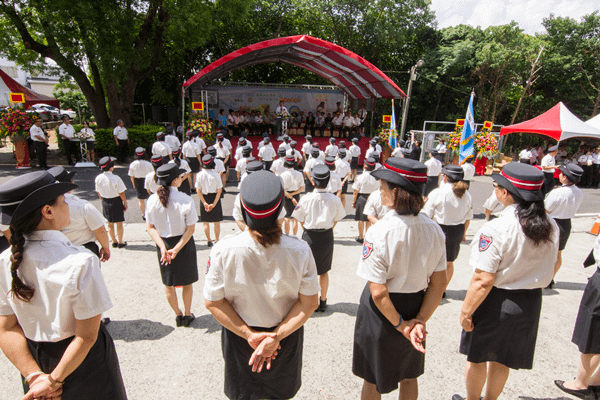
[454,162,558,400]
[80,121,96,163]
[195,155,223,247]
[352,157,379,243]
[353,157,447,400]
[204,170,319,400]
[128,148,154,216]
[423,165,473,287]
[280,155,305,236]
[146,164,198,327]
[0,171,127,399]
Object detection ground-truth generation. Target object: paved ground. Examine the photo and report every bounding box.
[1,148,600,399]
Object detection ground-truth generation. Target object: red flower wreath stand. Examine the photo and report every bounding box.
[474,155,487,176]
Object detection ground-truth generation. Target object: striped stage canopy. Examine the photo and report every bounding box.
[183,35,406,100]
[0,69,59,108]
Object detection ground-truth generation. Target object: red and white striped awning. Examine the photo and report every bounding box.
[183,35,406,100]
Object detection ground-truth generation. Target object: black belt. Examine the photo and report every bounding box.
[305,228,333,233]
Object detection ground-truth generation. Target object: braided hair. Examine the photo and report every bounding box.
[9,199,57,302]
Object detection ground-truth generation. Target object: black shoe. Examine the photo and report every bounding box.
[117,242,127,248]
[355,237,364,244]
[442,291,447,299]
[102,317,111,325]
[451,395,465,400]
[207,241,213,248]
[176,315,183,327]
[182,314,195,327]
[111,243,118,248]
[319,298,327,312]
[554,380,594,399]
[546,279,555,289]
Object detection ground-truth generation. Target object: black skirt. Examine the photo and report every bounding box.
[284,193,300,218]
[0,235,9,254]
[82,241,100,259]
[424,176,438,197]
[341,180,348,194]
[520,159,531,164]
[353,284,426,394]
[459,286,542,370]
[222,326,303,400]
[304,177,314,193]
[355,193,370,221]
[554,218,572,251]
[351,156,359,170]
[86,140,95,151]
[543,171,555,195]
[22,323,127,400]
[186,157,200,173]
[157,235,199,287]
[572,268,600,354]
[179,178,191,196]
[302,228,334,275]
[133,177,149,200]
[439,223,465,262]
[200,192,223,222]
[101,197,125,223]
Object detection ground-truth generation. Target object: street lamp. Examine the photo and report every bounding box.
[399,59,424,140]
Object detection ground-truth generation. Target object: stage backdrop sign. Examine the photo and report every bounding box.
[206,85,344,119]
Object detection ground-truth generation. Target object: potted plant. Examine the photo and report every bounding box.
[0,107,35,168]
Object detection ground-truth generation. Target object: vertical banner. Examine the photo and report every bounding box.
[459,91,476,164]
[389,99,397,149]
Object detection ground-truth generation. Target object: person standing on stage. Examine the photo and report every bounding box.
[80,122,96,163]
[145,154,165,195]
[541,144,559,195]
[49,167,110,262]
[30,119,48,169]
[281,155,305,236]
[58,117,77,165]
[293,164,345,312]
[349,137,361,182]
[423,165,472,289]
[424,150,442,196]
[128,148,154,216]
[258,136,276,171]
[352,157,447,400]
[544,163,584,289]
[0,171,127,400]
[146,164,198,328]
[276,100,289,135]
[95,157,128,248]
[205,171,319,400]
[195,155,223,248]
[113,120,129,164]
[453,162,558,400]
[554,233,600,400]
[303,148,324,193]
[353,157,379,244]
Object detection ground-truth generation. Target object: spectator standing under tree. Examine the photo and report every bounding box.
[58,117,77,165]
[30,119,48,169]
[113,120,129,163]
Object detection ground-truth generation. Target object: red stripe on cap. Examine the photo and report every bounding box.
[384,163,427,183]
[135,151,145,155]
[153,156,163,163]
[241,192,283,219]
[364,159,375,166]
[325,159,335,165]
[500,170,543,190]
[202,157,213,165]
[100,160,112,168]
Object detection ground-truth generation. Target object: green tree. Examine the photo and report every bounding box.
[0,0,213,128]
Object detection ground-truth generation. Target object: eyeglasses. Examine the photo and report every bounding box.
[492,182,504,189]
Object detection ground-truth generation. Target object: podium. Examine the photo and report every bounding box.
[72,139,97,168]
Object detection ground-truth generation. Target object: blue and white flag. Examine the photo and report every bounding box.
[389,99,397,149]
[459,91,476,164]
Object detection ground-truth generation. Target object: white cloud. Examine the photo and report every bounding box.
[430,0,598,34]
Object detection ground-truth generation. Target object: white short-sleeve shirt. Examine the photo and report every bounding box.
[204,231,320,327]
[193,137,207,152]
[349,144,361,158]
[352,170,379,194]
[58,123,75,139]
[303,157,324,176]
[325,145,339,157]
[325,171,343,194]
[357,211,447,293]
[165,135,181,152]
[302,142,312,156]
[30,125,46,142]
[128,159,154,179]
[519,149,532,160]
[541,154,556,172]
[469,204,558,289]
[113,126,128,140]
[423,183,473,225]
[145,188,197,237]
[215,143,230,159]
[280,169,305,192]
[259,144,276,161]
[363,189,390,219]
[62,193,106,246]
[144,171,160,194]
[544,184,583,219]
[334,159,350,179]
[462,163,475,181]
[270,158,286,176]
[292,189,345,229]
[95,171,127,199]
[483,190,505,216]
[425,157,442,177]
[195,169,223,195]
[152,141,172,157]
[0,230,112,342]
[181,140,200,158]
[214,159,226,174]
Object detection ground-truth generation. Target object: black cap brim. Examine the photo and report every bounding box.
[371,169,420,195]
[2,182,78,225]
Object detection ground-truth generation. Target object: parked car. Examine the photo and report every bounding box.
[31,104,59,121]
[25,107,52,122]
[34,103,76,120]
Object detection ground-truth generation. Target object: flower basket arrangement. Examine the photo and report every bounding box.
[377,128,393,148]
[474,121,498,158]
[187,115,215,143]
[74,130,94,140]
[447,119,463,156]
[0,107,35,142]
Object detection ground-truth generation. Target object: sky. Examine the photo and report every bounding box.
[429,0,598,34]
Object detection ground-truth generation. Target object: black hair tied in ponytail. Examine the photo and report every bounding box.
[515,199,553,246]
[157,184,171,208]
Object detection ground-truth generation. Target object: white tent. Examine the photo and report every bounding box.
[586,113,600,131]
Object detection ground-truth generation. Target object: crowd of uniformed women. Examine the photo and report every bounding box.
[0,131,599,400]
